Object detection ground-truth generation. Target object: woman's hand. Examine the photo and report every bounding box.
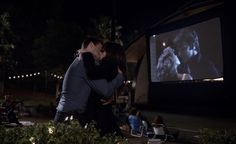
[118,67,123,74]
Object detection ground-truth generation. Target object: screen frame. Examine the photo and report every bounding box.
[146,4,224,84]
[142,3,235,115]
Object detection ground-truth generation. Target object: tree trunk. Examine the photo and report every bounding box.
[0,68,5,97]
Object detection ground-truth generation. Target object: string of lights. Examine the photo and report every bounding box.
[8,72,64,80]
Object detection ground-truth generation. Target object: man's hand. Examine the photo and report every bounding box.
[100,98,113,105]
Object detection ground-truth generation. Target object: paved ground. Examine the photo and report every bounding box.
[142,110,236,130]
[136,110,236,144]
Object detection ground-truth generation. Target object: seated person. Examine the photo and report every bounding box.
[152,115,167,137]
[136,110,152,132]
[127,107,146,137]
[152,115,179,140]
[127,107,155,138]
[1,95,22,126]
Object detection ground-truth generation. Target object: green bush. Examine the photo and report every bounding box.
[0,121,129,144]
[199,128,236,144]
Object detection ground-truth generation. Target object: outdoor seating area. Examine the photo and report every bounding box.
[1,99,236,144]
[0,1,234,143]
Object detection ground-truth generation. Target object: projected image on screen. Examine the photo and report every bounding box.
[150,18,223,82]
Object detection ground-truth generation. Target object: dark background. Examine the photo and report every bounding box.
[1,0,193,73]
[2,0,234,117]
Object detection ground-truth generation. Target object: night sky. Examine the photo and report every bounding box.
[1,0,191,32]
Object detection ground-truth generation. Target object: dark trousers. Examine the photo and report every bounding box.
[96,106,122,136]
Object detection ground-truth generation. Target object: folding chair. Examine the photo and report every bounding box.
[130,125,144,137]
[152,124,168,142]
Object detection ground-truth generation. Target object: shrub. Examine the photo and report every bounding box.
[199,128,236,144]
[0,121,129,144]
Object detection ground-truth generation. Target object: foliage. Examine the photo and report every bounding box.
[32,19,84,73]
[90,16,123,45]
[0,12,17,95]
[0,12,10,30]
[199,128,236,144]
[32,16,124,74]
[0,12,16,69]
[0,120,129,144]
[96,16,112,41]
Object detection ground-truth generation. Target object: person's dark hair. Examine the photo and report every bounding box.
[82,36,104,49]
[173,28,201,61]
[156,47,179,81]
[103,42,127,75]
[128,107,137,115]
[152,115,164,125]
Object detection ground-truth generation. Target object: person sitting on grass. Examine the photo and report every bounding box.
[1,95,22,126]
[128,107,144,136]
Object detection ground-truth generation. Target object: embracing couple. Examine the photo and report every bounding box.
[54,36,126,136]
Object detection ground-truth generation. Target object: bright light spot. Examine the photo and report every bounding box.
[70,115,73,121]
[29,137,35,144]
[9,77,11,79]
[48,127,54,134]
[33,73,36,76]
[26,74,28,77]
[17,76,20,78]
[152,35,156,37]
[162,42,166,47]
[132,81,136,88]
[203,77,224,81]
[13,76,16,79]
[38,72,40,75]
[84,123,88,129]
[21,75,24,78]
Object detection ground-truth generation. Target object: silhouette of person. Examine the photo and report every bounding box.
[173,28,220,79]
[1,95,22,126]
